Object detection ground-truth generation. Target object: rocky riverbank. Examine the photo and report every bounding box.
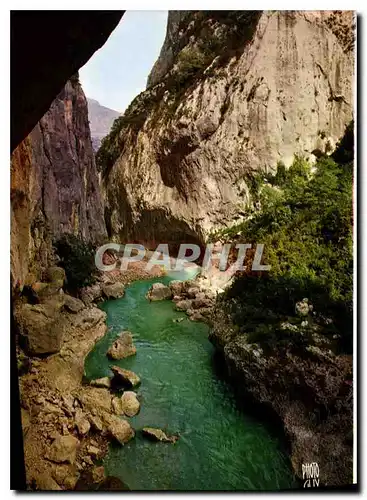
[14,263,170,491]
[15,261,353,489]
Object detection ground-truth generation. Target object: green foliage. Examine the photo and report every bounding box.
[222,123,354,353]
[332,120,354,165]
[54,234,99,292]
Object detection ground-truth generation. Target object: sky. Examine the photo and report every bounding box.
[79,10,168,113]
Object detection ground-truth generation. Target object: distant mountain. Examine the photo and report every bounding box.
[87,98,120,152]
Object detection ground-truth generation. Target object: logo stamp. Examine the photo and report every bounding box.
[302,462,320,488]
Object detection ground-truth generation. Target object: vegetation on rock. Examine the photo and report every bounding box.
[54,234,99,292]
[217,122,354,353]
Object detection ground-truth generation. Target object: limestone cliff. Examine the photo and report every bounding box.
[100,10,355,247]
[11,75,107,286]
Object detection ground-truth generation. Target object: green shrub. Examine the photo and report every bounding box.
[222,122,354,353]
[53,234,99,292]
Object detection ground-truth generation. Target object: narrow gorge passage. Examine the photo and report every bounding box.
[84,271,296,491]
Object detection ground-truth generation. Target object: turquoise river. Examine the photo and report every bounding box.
[84,270,296,491]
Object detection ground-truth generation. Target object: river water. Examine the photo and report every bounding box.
[84,270,296,491]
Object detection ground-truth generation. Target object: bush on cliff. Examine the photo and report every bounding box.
[221,122,354,353]
[54,234,99,292]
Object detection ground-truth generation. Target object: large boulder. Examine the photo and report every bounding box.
[64,294,85,314]
[112,391,140,417]
[15,299,65,355]
[102,282,125,300]
[146,283,172,301]
[107,331,136,360]
[107,416,135,445]
[142,427,178,443]
[88,414,104,433]
[78,387,112,415]
[110,366,141,389]
[120,391,140,417]
[33,473,62,491]
[45,434,80,464]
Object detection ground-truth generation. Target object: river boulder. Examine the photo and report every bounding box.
[32,281,63,302]
[107,331,136,360]
[111,366,141,389]
[187,286,201,299]
[111,393,140,417]
[142,427,178,443]
[107,415,135,445]
[120,391,140,417]
[146,282,172,301]
[192,297,214,309]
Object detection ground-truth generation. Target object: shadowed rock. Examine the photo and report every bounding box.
[110,366,141,389]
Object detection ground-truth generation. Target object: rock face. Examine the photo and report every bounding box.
[102,11,355,245]
[209,305,353,486]
[64,295,85,314]
[11,75,107,288]
[11,11,123,152]
[119,391,140,417]
[87,98,120,152]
